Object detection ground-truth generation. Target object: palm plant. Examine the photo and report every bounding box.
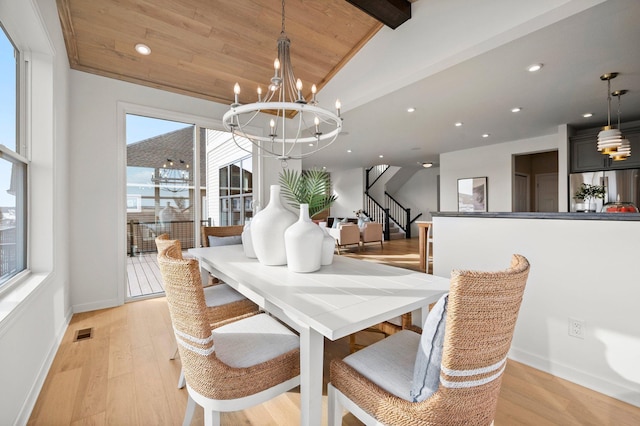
[279,168,337,218]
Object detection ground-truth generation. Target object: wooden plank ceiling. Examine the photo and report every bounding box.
[55,0,406,106]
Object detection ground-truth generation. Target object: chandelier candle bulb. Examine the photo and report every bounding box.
[257,86,262,102]
[270,119,276,137]
[311,84,317,103]
[296,79,303,101]
[274,58,280,77]
[336,99,341,117]
[233,83,240,105]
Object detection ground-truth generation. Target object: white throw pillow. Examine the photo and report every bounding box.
[410,292,448,402]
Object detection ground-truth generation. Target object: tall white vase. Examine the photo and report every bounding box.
[251,185,297,265]
[284,204,324,272]
[318,222,335,266]
[241,219,256,258]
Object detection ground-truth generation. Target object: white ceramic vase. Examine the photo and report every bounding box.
[318,222,335,266]
[251,185,297,265]
[241,219,256,258]
[284,204,324,272]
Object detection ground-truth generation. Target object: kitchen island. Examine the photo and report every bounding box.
[430,211,640,409]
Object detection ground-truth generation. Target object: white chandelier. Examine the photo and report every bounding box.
[222,0,342,164]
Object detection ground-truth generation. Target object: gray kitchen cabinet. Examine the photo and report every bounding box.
[570,122,640,172]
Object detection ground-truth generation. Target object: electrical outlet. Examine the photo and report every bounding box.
[568,318,585,339]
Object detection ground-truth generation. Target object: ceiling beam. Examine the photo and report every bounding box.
[345,0,411,29]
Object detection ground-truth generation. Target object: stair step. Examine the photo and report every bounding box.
[388,232,405,240]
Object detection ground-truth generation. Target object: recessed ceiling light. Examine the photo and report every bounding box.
[482,133,490,138]
[511,107,522,113]
[421,162,433,168]
[527,63,543,72]
[583,113,593,118]
[379,155,384,158]
[407,107,416,113]
[455,122,463,127]
[347,149,352,153]
[135,43,151,55]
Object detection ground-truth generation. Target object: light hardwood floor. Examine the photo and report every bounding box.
[29,239,640,425]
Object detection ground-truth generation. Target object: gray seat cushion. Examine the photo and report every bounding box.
[212,313,299,368]
[343,329,421,401]
[203,283,247,307]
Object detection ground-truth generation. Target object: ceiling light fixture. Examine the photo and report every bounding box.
[421,162,433,168]
[455,122,463,127]
[527,63,543,72]
[407,107,416,113]
[583,113,593,118]
[135,43,151,55]
[597,73,623,156]
[222,0,342,165]
[610,89,630,161]
[482,133,490,138]
[511,107,522,113]
[379,155,384,158]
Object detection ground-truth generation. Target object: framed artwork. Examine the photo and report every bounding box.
[457,177,487,212]
[126,194,142,213]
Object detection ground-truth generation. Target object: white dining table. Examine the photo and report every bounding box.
[188,245,450,426]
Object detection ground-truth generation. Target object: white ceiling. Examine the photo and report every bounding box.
[303,0,640,171]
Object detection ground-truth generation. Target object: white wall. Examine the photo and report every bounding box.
[394,167,440,236]
[69,72,233,311]
[433,215,640,407]
[440,126,569,212]
[331,168,364,218]
[0,0,71,424]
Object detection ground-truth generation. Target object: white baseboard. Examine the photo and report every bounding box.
[15,305,73,425]
[72,297,121,314]
[509,347,640,408]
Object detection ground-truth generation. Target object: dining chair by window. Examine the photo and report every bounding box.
[328,254,530,426]
[155,235,259,389]
[158,244,300,426]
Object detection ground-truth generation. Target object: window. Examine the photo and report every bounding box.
[0,25,27,289]
[219,156,252,226]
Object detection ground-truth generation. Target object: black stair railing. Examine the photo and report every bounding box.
[384,192,422,239]
[365,164,390,191]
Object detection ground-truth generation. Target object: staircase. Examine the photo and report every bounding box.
[363,165,422,240]
[387,221,405,240]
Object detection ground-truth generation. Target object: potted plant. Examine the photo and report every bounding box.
[574,183,605,212]
[279,168,337,219]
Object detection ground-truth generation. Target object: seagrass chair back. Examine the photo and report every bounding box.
[330,254,530,425]
[157,247,300,424]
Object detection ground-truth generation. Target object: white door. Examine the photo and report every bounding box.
[535,173,558,212]
[513,173,530,212]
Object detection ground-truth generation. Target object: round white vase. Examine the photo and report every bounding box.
[284,204,324,272]
[251,185,297,265]
[241,219,256,258]
[318,222,335,266]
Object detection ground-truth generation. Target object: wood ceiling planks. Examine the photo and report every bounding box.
[56,0,383,104]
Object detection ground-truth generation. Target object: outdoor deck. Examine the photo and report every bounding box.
[126,239,423,299]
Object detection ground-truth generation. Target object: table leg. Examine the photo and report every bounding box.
[299,325,324,426]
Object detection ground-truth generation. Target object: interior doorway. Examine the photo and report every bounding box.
[513,151,558,212]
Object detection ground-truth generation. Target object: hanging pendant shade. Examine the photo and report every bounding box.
[597,73,621,155]
[608,89,630,161]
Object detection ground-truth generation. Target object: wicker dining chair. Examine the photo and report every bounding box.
[157,243,301,426]
[155,235,259,389]
[328,254,530,426]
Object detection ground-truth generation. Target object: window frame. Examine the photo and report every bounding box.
[0,23,30,295]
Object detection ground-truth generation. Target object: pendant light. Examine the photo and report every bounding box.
[596,73,623,155]
[610,89,630,161]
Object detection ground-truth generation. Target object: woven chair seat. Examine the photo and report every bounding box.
[329,254,530,426]
[157,243,300,424]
